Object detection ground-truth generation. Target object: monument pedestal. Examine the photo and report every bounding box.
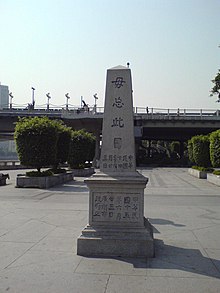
[77,172,154,257]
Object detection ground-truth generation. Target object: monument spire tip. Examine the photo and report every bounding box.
[109,65,129,70]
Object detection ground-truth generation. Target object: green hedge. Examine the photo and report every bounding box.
[187,139,194,164]
[210,129,220,168]
[68,129,95,169]
[14,117,58,172]
[191,135,211,168]
[52,120,72,169]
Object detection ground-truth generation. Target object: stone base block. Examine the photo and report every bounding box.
[16,171,74,189]
[207,173,220,186]
[77,218,154,258]
[188,168,207,179]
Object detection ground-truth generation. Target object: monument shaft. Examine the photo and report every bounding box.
[77,65,154,258]
[100,66,136,174]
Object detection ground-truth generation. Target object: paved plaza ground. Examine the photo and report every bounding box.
[0,167,220,292]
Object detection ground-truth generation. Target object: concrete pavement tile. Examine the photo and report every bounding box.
[0,213,32,233]
[75,257,148,276]
[32,235,77,253]
[147,239,220,278]
[106,275,220,293]
[0,219,55,242]
[10,208,53,220]
[4,250,82,273]
[146,258,214,278]
[156,249,220,278]
[40,210,88,228]
[204,248,220,273]
[193,225,220,249]
[158,230,205,249]
[46,226,82,238]
[0,269,109,293]
[0,242,34,270]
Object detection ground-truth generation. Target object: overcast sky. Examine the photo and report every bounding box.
[0,0,220,110]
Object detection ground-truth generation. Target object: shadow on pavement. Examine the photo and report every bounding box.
[147,239,220,279]
[48,180,89,193]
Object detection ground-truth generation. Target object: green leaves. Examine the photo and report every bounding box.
[14,117,58,172]
[210,130,220,168]
[14,117,96,171]
[68,129,95,169]
[191,135,211,168]
[210,69,220,100]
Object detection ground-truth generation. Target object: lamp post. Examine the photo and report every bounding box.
[93,93,98,113]
[31,87,35,109]
[9,92,13,110]
[65,93,70,110]
[46,93,51,111]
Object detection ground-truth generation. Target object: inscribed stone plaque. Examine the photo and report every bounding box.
[92,192,140,222]
[100,65,136,174]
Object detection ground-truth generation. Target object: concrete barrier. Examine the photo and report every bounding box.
[188,168,207,179]
[16,171,74,188]
[71,167,95,177]
[207,173,220,187]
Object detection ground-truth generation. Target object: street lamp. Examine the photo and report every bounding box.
[65,93,70,110]
[93,93,98,113]
[9,92,13,109]
[31,87,35,108]
[46,93,51,111]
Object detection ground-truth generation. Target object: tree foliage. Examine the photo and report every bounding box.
[68,129,95,169]
[209,129,220,168]
[51,120,72,169]
[14,117,58,172]
[210,69,220,102]
[187,139,194,164]
[191,135,211,167]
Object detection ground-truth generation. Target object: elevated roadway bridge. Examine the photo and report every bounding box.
[0,106,220,143]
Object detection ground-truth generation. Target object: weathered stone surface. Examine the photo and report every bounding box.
[188,168,207,179]
[207,173,220,186]
[16,171,74,189]
[71,167,95,177]
[100,65,136,175]
[77,65,154,257]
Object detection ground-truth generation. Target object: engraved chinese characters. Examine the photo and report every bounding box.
[100,66,136,174]
[92,192,140,222]
[77,65,154,258]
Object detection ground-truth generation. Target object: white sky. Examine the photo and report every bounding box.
[0,0,220,110]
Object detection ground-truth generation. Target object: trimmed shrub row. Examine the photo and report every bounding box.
[188,129,220,169]
[14,117,95,174]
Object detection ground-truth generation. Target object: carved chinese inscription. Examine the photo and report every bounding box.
[112,97,124,108]
[111,77,126,88]
[111,117,124,128]
[101,154,134,170]
[92,192,140,222]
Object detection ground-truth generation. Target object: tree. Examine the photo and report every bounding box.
[68,129,95,169]
[51,120,72,170]
[210,69,220,102]
[191,135,211,167]
[209,129,220,168]
[14,117,58,172]
[187,139,194,164]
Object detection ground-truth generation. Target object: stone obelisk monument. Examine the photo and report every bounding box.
[77,65,154,257]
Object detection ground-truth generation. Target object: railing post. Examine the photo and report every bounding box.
[151,108,153,119]
[184,109,186,116]
[200,109,202,118]
[167,109,169,118]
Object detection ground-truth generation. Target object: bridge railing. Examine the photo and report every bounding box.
[133,107,220,119]
[0,104,219,118]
